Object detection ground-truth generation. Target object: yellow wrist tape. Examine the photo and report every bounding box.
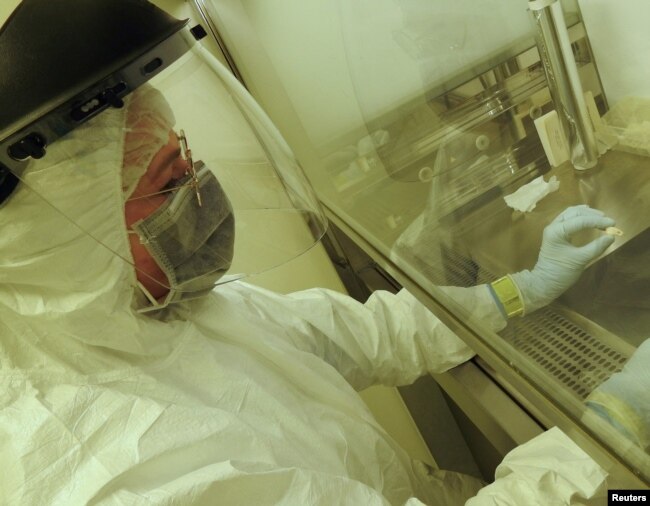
[491,275,524,318]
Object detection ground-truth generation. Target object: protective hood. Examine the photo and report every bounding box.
[0,90,192,370]
[1,52,329,381]
[1,0,327,312]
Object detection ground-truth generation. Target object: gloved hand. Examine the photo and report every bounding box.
[585,339,650,450]
[511,205,616,314]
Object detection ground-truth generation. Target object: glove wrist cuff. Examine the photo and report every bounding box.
[490,275,525,318]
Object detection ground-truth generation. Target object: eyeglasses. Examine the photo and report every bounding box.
[177,129,202,207]
[127,129,202,207]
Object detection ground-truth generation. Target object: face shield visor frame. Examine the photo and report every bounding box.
[0,23,192,202]
[0,28,327,311]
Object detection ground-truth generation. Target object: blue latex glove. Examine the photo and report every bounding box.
[511,205,616,314]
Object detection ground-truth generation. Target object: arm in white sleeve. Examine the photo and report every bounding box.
[222,281,474,390]
[585,338,650,450]
[435,284,508,332]
[465,427,608,505]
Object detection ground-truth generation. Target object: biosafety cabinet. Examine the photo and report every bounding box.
[183,0,649,487]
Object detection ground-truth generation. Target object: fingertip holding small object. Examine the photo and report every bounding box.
[605,227,624,236]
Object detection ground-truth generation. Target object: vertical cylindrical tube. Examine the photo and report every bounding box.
[529,0,599,169]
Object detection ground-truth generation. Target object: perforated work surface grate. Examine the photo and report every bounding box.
[499,307,631,399]
[427,253,634,400]
[394,245,633,400]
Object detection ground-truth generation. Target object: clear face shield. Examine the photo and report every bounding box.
[0,24,327,312]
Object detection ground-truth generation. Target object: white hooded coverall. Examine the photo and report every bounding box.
[0,88,607,505]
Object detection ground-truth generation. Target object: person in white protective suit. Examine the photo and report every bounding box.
[0,0,614,504]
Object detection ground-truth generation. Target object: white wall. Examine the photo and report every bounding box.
[210,0,536,150]
[578,0,650,105]
[0,0,20,22]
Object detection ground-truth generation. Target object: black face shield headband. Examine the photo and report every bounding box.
[0,0,191,206]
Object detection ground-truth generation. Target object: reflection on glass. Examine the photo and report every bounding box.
[585,339,650,452]
[201,0,649,478]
